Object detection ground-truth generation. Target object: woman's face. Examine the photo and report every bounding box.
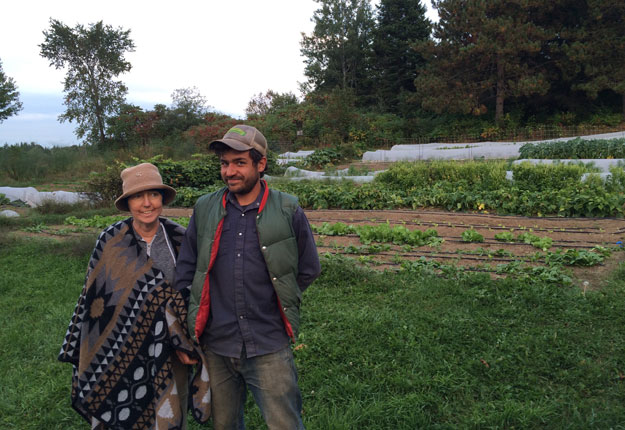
[127,190,163,226]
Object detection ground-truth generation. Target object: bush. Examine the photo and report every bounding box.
[511,162,586,191]
[375,160,508,190]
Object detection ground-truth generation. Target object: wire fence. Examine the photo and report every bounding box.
[375,125,625,149]
[269,124,625,154]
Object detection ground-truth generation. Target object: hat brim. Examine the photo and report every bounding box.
[209,138,267,156]
[114,184,177,212]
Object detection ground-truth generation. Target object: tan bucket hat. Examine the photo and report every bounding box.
[209,124,268,156]
[114,163,176,212]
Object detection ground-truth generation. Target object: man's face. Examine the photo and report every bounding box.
[219,149,266,197]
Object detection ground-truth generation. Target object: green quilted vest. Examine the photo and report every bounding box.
[188,184,302,343]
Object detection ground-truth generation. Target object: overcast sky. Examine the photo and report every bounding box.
[0,0,438,147]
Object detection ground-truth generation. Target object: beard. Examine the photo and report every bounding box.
[222,171,260,196]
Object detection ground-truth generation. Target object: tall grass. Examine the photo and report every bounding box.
[1,233,624,429]
[0,143,111,185]
[0,138,202,186]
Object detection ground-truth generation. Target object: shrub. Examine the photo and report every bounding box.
[511,162,586,191]
[375,160,508,190]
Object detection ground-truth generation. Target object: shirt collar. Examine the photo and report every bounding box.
[225,181,265,212]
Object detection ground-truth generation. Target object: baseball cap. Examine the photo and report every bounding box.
[209,125,267,156]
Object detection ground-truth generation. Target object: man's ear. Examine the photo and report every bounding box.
[258,156,268,172]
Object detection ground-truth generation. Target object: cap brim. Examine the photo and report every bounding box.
[209,138,254,152]
[114,185,177,212]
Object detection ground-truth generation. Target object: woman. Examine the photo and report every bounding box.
[58,163,210,429]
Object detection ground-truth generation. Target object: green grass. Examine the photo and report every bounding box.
[1,235,624,429]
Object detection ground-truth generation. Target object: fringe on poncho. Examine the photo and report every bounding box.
[58,218,210,429]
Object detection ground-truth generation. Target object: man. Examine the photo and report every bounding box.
[175,125,321,430]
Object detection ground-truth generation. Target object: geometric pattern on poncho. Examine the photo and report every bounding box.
[59,218,211,429]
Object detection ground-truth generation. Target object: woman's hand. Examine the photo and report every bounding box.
[176,350,199,365]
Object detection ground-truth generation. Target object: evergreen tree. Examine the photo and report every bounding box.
[415,0,551,122]
[570,0,625,119]
[300,0,375,104]
[371,0,431,114]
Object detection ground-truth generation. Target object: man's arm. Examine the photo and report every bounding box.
[174,212,200,364]
[292,206,321,291]
[174,212,199,292]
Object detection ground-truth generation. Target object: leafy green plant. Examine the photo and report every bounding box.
[65,215,127,229]
[494,231,515,242]
[461,228,484,243]
[543,248,610,267]
[517,232,553,251]
[519,137,625,159]
[22,223,48,233]
[312,222,442,247]
[302,147,343,169]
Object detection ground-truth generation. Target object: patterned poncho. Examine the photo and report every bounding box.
[58,218,210,429]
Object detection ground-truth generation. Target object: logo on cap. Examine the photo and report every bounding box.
[229,127,247,136]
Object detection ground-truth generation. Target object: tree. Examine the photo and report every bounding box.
[300,0,375,104]
[569,0,625,120]
[165,86,212,132]
[371,0,431,114]
[171,86,211,118]
[0,58,23,123]
[245,90,299,117]
[39,19,135,146]
[415,0,551,122]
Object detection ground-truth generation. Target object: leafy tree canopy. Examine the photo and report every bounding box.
[170,86,211,118]
[0,58,23,123]
[245,90,299,117]
[39,19,135,146]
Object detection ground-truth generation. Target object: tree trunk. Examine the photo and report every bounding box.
[495,54,505,123]
[622,93,625,122]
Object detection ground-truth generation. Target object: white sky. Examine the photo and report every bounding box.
[0,0,438,146]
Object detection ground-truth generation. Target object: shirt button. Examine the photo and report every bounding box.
[262,246,267,250]
[272,277,277,281]
[238,232,242,236]
[237,253,241,257]
[241,213,245,217]
[239,315,244,319]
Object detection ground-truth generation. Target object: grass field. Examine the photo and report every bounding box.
[1,210,625,429]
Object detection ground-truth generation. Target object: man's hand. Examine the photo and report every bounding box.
[176,350,199,365]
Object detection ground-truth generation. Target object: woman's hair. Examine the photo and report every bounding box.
[124,189,166,208]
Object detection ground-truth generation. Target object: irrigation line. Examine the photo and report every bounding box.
[314,233,612,249]
[322,253,591,277]
[305,208,625,222]
[308,218,621,234]
[318,248,605,266]
[443,239,610,249]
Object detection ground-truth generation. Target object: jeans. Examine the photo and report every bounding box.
[203,346,305,430]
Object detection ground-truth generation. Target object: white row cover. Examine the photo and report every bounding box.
[279,166,383,183]
[0,186,89,207]
[363,131,625,162]
[276,150,315,165]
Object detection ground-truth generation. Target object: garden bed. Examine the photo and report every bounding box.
[162,208,625,287]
